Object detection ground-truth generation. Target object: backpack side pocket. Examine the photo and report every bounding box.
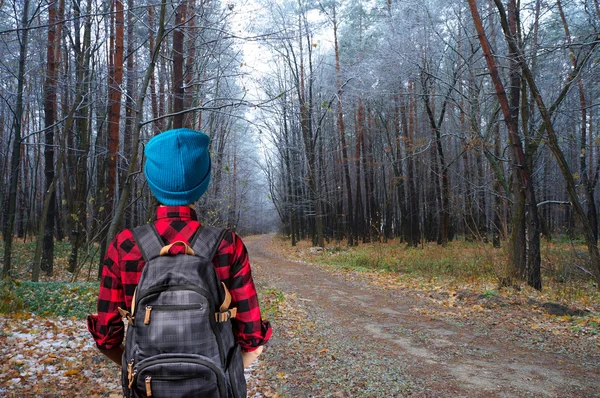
[135,353,227,398]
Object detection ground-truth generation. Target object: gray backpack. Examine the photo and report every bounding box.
[119,224,246,398]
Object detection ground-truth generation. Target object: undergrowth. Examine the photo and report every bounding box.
[0,280,97,319]
[0,239,101,282]
[315,240,498,281]
[274,235,600,309]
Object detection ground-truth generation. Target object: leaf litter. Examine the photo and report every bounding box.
[0,312,121,397]
[0,312,275,397]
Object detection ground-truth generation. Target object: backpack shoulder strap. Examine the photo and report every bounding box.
[190,225,227,260]
[132,224,164,262]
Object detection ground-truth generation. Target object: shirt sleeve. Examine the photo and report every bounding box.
[87,233,126,350]
[216,231,272,352]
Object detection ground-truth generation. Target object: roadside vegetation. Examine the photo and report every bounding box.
[267,235,600,337]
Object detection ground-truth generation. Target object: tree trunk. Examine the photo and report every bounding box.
[2,0,30,277]
[332,4,353,246]
[391,95,408,243]
[184,0,196,129]
[98,0,125,275]
[404,83,420,246]
[158,44,167,132]
[33,103,79,281]
[106,0,168,246]
[282,93,297,246]
[69,0,93,274]
[468,0,542,289]
[354,100,365,243]
[172,1,186,129]
[122,0,136,229]
[492,119,503,248]
[147,6,160,135]
[364,108,378,241]
[41,0,61,275]
[475,145,488,241]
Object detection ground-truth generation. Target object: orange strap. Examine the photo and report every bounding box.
[146,376,153,396]
[131,288,137,319]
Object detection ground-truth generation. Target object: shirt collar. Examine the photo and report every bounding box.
[155,205,198,221]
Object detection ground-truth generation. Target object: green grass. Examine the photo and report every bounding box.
[0,280,98,319]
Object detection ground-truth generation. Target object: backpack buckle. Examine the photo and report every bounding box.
[215,307,237,323]
[118,307,135,326]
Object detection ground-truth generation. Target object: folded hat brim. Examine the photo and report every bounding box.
[146,160,212,206]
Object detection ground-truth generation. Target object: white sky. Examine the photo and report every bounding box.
[230,0,333,104]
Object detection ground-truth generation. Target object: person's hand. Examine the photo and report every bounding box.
[241,345,264,368]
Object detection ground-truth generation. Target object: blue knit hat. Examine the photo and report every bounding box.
[144,128,212,205]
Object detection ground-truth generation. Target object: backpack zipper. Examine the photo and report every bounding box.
[145,376,152,396]
[143,370,214,396]
[127,359,136,389]
[144,306,152,325]
[147,374,204,381]
[137,284,213,304]
[143,304,204,325]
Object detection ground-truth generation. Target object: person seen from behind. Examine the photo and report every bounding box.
[87,128,272,396]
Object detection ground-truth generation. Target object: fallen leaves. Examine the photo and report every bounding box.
[0,313,122,397]
[0,311,276,397]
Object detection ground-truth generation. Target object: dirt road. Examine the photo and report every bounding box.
[247,235,600,397]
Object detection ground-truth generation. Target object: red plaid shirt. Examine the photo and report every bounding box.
[87,206,272,352]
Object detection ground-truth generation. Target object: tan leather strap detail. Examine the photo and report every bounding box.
[127,361,135,388]
[159,241,195,256]
[121,287,137,326]
[220,282,231,312]
[131,288,138,320]
[144,306,152,325]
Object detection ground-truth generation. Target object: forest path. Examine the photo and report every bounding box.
[247,234,599,397]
